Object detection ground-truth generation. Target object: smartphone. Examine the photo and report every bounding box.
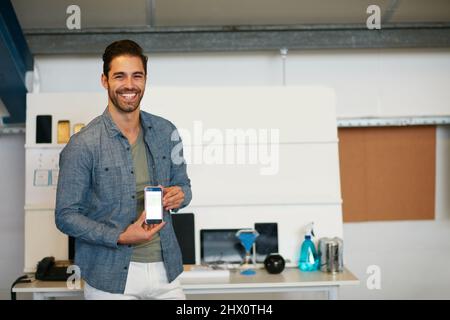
[144,186,163,224]
[36,115,52,143]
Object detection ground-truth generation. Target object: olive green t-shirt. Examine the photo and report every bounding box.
[130,126,163,263]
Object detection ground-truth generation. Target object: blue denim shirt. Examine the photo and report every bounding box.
[55,108,192,293]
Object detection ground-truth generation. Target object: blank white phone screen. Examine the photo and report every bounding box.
[145,189,162,220]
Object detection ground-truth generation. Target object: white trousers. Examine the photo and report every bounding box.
[84,261,186,300]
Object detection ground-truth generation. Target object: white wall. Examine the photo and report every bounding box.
[0,134,25,299]
[1,48,449,299]
[35,49,450,118]
[339,124,450,300]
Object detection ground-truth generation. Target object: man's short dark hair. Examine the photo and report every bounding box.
[102,39,148,77]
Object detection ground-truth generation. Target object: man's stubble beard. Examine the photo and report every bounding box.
[108,86,145,114]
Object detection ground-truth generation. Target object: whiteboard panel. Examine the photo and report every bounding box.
[23,144,342,207]
[25,87,341,208]
[141,86,338,143]
[24,87,342,272]
[186,143,342,206]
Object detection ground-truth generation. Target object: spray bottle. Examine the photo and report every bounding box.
[298,222,319,271]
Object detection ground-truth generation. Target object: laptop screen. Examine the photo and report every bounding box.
[200,229,246,264]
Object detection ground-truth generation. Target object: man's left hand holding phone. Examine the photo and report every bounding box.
[117,185,166,245]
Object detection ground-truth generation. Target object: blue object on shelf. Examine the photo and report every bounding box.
[236,229,259,276]
[298,220,320,273]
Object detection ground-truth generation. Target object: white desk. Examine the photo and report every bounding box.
[13,267,359,300]
[180,267,359,299]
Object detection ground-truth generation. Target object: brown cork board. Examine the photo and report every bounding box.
[338,126,436,222]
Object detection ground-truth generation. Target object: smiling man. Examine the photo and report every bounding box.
[55,40,192,299]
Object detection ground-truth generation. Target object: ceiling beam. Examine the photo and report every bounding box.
[24,23,450,54]
[0,0,33,124]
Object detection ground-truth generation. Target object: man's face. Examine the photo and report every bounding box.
[101,55,146,113]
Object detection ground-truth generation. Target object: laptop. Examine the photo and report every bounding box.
[200,229,247,267]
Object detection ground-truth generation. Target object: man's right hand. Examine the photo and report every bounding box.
[117,211,166,245]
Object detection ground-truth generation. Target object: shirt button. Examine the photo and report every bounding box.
[132,195,135,199]
[131,170,134,174]
[127,147,130,151]
[130,220,134,224]
[124,266,128,270]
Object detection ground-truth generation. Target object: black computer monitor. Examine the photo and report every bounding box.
[171,213,196,264]
[254,222,279,263]
[68,236,75,261]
